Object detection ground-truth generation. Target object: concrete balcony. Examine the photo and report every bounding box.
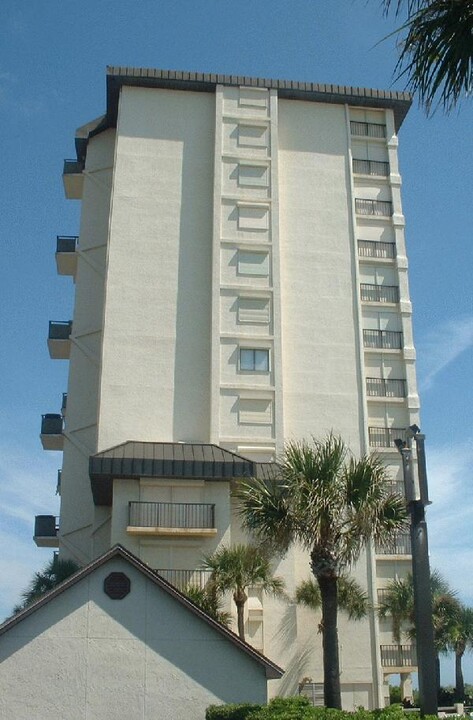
[368,426,407,449]
[128,501,217,537]
[363,329,403,351]
[55,236,78,276]
[34,515,59,548]
[350,120,386,139]
[376,533,412,556]
[48,321,72,359]
[380,644,417,672]
[358,239,396,260]
[40,414,63,450]
[154,568,212,591]
[63,159,84,199]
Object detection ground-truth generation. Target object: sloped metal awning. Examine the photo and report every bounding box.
[89,441,278,506]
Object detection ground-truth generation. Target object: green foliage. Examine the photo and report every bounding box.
[296,576,369,621]
[182,584,232,627]
[248,696,313,719]
[205,703,262,720]
[13,555,80,613]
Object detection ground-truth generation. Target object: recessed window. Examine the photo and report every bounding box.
[237,251,270,277]
[238,124,268,148]
[238,297,271,324]
[240,348,270,372]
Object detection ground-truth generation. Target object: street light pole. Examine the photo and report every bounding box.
[395,427,437,717]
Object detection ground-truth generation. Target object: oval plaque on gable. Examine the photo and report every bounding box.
[104,572,131,599]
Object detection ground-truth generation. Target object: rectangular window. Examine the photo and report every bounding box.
[237,251,270,277]
[240,348,270,372]
[238,297,271,324]
[239,87,268,108]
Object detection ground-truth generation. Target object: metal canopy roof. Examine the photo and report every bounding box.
[74,65,412,161]
[89,441,278,506]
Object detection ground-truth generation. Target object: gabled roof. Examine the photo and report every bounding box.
[73,65,412,162]
[89,441,279,506]
[0,544,283,679]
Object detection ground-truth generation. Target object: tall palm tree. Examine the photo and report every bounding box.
[201,544,286,642]
[448,606,473,702]
[379,0,473,112]
[236,434,407,709]
[296,574,370,622]
[13,556,80,613]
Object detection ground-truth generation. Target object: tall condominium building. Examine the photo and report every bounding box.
[37,67,419,708]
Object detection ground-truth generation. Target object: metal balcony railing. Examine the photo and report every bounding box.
[63,159,83,175]
[41,414,63,435]
[368,426,407,448]
[361,284,399,303]
[376,533,412,556]
[358,239,396,259]
[56,235,78,253]
[34,515,59,538]
[350,121,386,139]
[363,329,403,350]
[353,159,390,176]
[129,501,215,529]
[154,569,213,591]
[48,321,72,341]
[380,644,417,667]
[61,393,67,415]
[387,479,405,496]
[355,199,393,217]
[366,377,406,398]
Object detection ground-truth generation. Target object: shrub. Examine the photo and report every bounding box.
[249,696,314,719]
[206,703,262,720]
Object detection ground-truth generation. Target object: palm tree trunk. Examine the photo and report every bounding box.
[236,600,245,641]
[455,651,465,703]
[318,574,342,709]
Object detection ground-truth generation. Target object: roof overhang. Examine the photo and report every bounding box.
[74,65,412,162]
[89,441,278,506]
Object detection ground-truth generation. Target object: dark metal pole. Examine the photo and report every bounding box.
[398,434,438,717]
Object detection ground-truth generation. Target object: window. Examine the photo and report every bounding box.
[238,123,269,148]
[240,348,270,372]
[238,203,269,230]
[239,397,272,424]
[237,297,271,324]
[237,251,270,276]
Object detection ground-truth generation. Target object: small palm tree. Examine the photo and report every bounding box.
[182,584,232,628]
[379,0,473,112]
[201,544,286,641]
[296,575,370,622]
[449,606,473,702]
[13,556,80,613]
[236,434,407,709]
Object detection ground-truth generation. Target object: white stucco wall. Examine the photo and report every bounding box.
[0,558,270,720]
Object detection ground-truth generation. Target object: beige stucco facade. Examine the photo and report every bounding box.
[36,68,420,709]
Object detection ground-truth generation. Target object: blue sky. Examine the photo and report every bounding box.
[0,0,471,685]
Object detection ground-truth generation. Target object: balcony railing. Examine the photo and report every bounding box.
[154,568,213,591]
[358,239,396,259]
[61,393,67,416]
[380,644,417,668]
[129,501,215,529]
[368,426,407,448]
[361,284,399,303]
[63,159,83,175]
[376,533,412,555]
[387,479,405,496]
[34,515,59,547]
[350,121,386,139]
[366,378,406,398]
[41,413,63,435]
[355,199,393,217]
[48,321,72,341]
[56,235,78,253]
[363,329,403,350]
[353,159,390,176]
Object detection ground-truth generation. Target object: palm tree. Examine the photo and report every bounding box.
[182,584,232,628]
[236,434,407,709]
[448,606,473,702]
[296,574,370,622]
[379,0,473,112]
[378,570,460,693]
[201,544,286,642]
[13,556,80,613]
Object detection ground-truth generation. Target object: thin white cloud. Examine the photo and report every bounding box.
[417,315,473,391]
[425,438,473,605]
